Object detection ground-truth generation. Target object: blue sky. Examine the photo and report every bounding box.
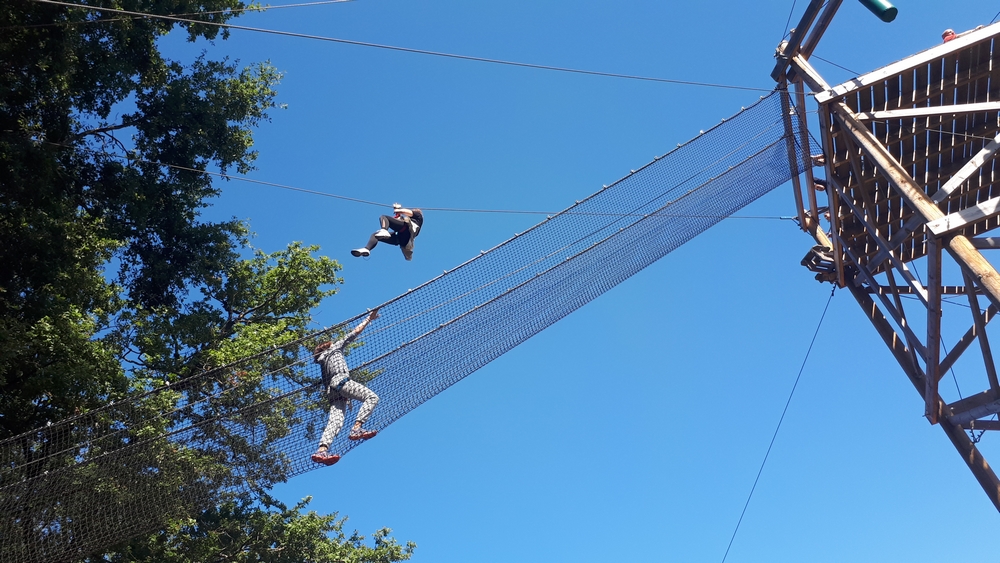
[165,1,999,560]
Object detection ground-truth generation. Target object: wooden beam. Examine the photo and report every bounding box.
[949,389,1000,416]
[927,195,1000,235]
[851,281,1000,511]
[947,236,1000,312]
[949,396,1000,426]
[868,217,922,274]
[816,23,1000,103]
[959,419,1000,431]
[845,276,927,393]
[795,80,820,220]
[927,237,943,423]
[830,103,945,222]
[829,102,1000,312]
[845,266,1000,513]
[828,174,928,302]
[883,267,923,378]
[790,54,832,93]
[939,416,1000,513]
[799,0,844,58]
[856,101,1000,121]
[771,0,826,82]
[817,106,846,287]
[931,133,1000,205]
[779,82,809,231]
[872,285,971,295]
[938,303,998,377]
[972,237,1000,249]
[964,270,1000,394]
[841,238,928,360]
[867,132,1000,268]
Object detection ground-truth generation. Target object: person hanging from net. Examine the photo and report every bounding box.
[310,308,381,466]
[351,203,424,260]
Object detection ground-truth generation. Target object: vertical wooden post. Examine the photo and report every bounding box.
[779,80,809,231]
[817,106,846,287]
[794,80,820,220]
[926,237,942,424]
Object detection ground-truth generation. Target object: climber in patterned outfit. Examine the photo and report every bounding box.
[310,308,380,466]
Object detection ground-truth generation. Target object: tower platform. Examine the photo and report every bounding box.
[774,3,1000,512]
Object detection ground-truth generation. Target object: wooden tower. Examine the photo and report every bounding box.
[774,0,1000,511]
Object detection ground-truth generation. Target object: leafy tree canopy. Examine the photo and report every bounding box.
[0,2,413,561]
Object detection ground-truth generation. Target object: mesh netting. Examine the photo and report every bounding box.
[0,89,804,563]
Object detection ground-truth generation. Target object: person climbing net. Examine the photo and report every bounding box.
[310,309,381,466]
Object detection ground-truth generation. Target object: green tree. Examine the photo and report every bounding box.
[90,496,416,563]
[0,1,413,561]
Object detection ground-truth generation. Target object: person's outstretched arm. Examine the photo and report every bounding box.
[350,308,380,338]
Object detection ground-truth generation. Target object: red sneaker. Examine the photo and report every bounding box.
[310,451,341,466]
[349,429,378,441]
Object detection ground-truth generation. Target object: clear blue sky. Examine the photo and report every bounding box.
[167,1,999,560]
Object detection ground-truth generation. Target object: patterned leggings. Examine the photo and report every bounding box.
[319,379,379,448]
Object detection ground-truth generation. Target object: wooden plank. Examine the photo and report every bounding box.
[965,40,993,182]
[931,52,950,196]
[872,285,970,295]
[950,45,973,187]
[816,23,1000,103]
[856,101,1000,120]
[927,194,1000,235]
[948,389,999,416]
[932,133,1000,204]
[949,396,1000,426]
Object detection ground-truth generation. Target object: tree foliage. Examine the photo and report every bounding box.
[0,2,413,561]
[90,496,416,563]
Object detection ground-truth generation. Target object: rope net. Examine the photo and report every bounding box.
[0,89,805,563]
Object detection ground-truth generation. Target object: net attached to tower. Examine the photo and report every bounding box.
[0,89,806,563]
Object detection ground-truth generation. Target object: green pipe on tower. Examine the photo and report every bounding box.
[857,0,897,22]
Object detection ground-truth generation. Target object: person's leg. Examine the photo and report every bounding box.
[312,398,345,465]
[380,215,407,232]
[339,380,379,440]
[354,216,404,257]
[320,397,346,446]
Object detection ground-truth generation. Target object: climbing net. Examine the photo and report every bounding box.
[0,89,805,563]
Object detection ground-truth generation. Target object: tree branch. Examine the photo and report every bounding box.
[74,122,133,140]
